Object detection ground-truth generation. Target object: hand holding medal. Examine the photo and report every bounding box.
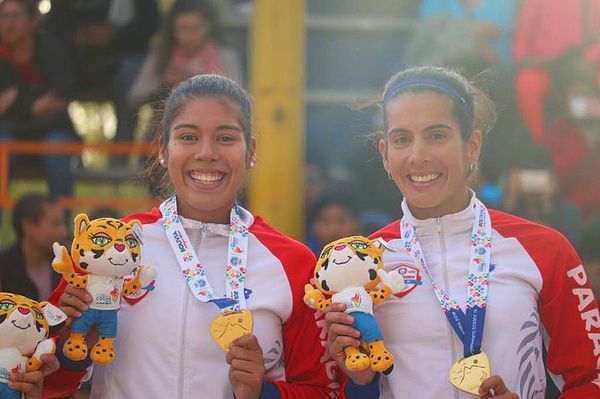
[210,309,254,351]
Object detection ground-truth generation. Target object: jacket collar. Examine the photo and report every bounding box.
[178,205,254,237]
[400,190,478,237]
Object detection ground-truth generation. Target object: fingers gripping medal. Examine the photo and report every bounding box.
[160,197,252,351]
[449,352,491,395]
[210,309,253,351]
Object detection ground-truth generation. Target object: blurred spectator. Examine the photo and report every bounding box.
[513,0,600,142]
[581,215,600,300]
[304,163,328,212]
[360,210,394,236]
[306,189,362,256]
[127,0,242,110]
[0,0,78,198]
[542,49,600,224]
[503,168,582,246]
[0,193,66,300]
[88,205,121,220]
[405,0,516,68]
[44,0,160,144]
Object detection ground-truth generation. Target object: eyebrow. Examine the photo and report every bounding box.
[171,123,243,132]
[387,123,453,135]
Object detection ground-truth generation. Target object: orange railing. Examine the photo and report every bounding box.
[0,141,158,209]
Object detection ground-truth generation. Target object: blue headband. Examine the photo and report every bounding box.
[382,78,473,119]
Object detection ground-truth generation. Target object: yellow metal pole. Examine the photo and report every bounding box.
[249,0,305,239]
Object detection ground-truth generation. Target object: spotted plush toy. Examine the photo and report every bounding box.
[303,236,406,375]
[52,214,156,364]
[0,292,66,399]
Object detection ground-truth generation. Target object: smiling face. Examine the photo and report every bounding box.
[379,91,482,219]
[0,293,48,355]
[71,215,142,277]
[161,96,255,223]
[315,236,385,294]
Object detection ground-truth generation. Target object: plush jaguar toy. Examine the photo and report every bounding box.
[52,214,156,364]
[304,236,406,375]
[0,292,66,399]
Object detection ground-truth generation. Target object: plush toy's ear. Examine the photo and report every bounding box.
[73,214,91,239]
[128,219,143,245]
[373,238,396,252]
[40,302,67,326]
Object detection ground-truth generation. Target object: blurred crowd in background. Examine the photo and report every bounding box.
[0,0,599,306]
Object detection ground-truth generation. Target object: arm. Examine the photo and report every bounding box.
[367,287,392,304]
[303,284,332,311]
[266,247,336,399]
[268,291,336,399]
[122,265,156,297]
[369,269,407,304]
[51,243,87,289]
[539,237,600,398]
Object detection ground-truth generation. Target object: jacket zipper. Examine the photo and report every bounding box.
[437,218,461,399]
[178,226,205,398]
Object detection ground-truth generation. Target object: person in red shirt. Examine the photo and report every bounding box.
[513,0,600,142]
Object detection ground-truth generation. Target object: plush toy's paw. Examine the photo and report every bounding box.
[63,332,88,361]
[368,339,394,373]
[27,339,54,371]
[345,350,370,372]
[138,265,157,287]
[377,269,407,294]
[90,337,115,364]
[51,243,70,271]
[303,284,325,308]
[33,338,55,358]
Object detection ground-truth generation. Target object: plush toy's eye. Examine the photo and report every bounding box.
[125,234,138,248]
[33,310,44,320]
[350,241,368,250]
[320,247,332,259]
[0,300,15,311]
[91,234,111,247]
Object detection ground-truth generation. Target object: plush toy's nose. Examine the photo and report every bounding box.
[334,245,346,251]
[114,243,126,252]
[18,307,30,315]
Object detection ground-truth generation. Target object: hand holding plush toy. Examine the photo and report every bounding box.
[52,214,156,364]
[0,292,66,398]
[304,236,406,375]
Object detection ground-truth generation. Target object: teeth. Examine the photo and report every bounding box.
[410,174,439,183]
[190,171,224,184]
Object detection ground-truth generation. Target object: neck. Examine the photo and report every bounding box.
[176,200,232,224]
[20,239,49,269]
[408,187,472,220]
[10,37,34,62]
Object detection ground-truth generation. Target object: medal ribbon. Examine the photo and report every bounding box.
[160,196,249,312]
[400,198,492,358]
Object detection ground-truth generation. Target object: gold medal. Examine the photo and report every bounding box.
[449,352,491,396]
[209,309,253,351]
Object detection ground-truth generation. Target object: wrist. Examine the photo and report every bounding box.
[351,371,377,386]
[345,372,380,398]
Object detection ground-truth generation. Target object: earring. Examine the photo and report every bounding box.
[387,171,392,180]
[468,162,476,175]
[249,161,255,168]
[159,158,166,167]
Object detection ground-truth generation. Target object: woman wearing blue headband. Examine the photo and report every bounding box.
[326,66,600,398]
